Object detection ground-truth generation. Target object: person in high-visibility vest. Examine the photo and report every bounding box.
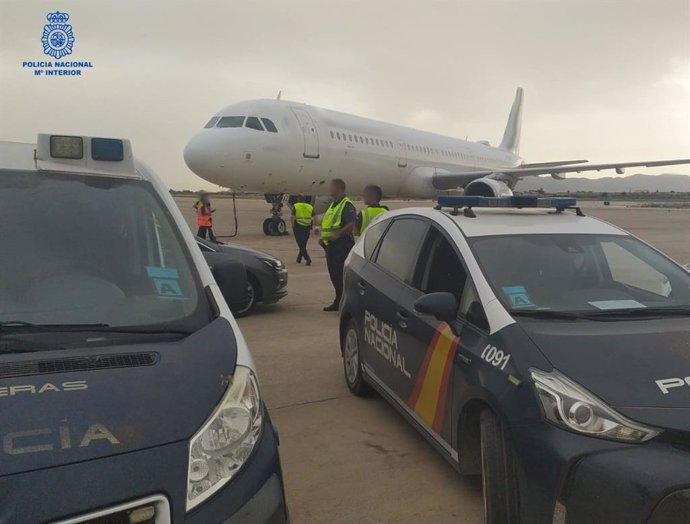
[195,192,216,242]
[319,179,357,311]
[291,195,314,265]
[355,184,388,236]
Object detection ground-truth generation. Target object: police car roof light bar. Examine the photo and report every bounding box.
[435,195,583,217]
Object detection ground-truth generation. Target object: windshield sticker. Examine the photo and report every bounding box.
[146,266,184,298]
[502,286,534,308]
[589,300,646,310]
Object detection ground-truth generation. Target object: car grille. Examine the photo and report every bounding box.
[0,352,159,380]
[53,495,170,524]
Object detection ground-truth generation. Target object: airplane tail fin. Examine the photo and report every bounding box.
[499,87,523,155]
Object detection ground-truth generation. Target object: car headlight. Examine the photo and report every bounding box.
[186,366,263,511]
[530,368,660,443]
[262,258,284,271]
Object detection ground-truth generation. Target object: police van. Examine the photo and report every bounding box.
[339,195,690,524]
[0,135,288,523]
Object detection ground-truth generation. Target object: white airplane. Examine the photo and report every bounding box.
[183,88,690,235]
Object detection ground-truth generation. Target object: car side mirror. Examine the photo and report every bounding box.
[414,292,458,323]
[212,260,249,313]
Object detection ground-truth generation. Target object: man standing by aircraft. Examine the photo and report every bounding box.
[319,179,356,311]
[355,184,388,236]
[195,192,216,242]
[291,195,314,265]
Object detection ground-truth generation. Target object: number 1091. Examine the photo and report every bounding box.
[481,344,511,370]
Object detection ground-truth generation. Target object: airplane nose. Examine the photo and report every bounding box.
[183,133,210,176]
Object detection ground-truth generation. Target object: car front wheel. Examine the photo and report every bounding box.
[342,320,371,396]
[480,408,519,524]
[233,275,258,317]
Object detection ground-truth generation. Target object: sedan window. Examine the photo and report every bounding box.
[374,218,427,283]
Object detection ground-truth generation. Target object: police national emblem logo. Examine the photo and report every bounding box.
[41,11,75,59]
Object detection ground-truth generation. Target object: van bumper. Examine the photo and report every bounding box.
[0,412,288,524]
[512,423,690,524]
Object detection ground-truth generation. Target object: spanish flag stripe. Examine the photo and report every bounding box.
[407,324,445,408]
[411,325,456,426]
[432,336,460,433]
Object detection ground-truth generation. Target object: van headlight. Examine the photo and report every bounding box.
[530,368,660,443]
[186,366,263,511]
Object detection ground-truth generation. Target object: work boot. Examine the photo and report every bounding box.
[323,303,339,312]
[296,256,302,264]
[306,258,312,266]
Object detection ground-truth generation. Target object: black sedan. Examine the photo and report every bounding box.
[196,237,288,316]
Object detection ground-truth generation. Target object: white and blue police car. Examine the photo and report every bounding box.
[339,195,690,524]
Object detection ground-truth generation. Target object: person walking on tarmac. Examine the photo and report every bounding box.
[355,184,388,236]
[291,195,314,265]
[196,192,217,242]
[319,179,356,311]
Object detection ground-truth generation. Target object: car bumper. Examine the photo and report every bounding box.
[261,270,288,305]
[0,412,288,524]
[511,423,690,524]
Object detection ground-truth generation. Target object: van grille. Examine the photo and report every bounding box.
[0,352,159,380]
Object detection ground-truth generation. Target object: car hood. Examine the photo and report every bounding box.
[197,237,275,261]
[520,317,690,414]
[0,317,236,476]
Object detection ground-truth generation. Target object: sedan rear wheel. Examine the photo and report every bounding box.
[342,320,371,396]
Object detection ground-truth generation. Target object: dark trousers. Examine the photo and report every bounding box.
[325,238,354,305]
[197,226,216,242]
[293,224,312,263]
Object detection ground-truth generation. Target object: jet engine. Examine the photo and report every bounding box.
[464,178,514,197]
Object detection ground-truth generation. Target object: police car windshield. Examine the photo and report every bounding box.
[469,234,690,315]
[0,170,209,334]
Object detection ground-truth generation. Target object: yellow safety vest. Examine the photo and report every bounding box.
[321,197,352,244]
[293,202,314,226]
[359,205,387,234]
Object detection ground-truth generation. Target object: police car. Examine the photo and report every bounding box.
[0,135,288,523]
[339,195,690,524]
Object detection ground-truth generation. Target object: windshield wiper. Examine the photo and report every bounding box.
[510,310,584,320]
[0,321,109,335]
[581,307,690,319]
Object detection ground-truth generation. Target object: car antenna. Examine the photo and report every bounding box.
[276,90,282,100]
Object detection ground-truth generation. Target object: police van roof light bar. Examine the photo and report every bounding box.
[435,195,584,217]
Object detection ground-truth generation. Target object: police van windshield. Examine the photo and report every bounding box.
[0,170,209,332]
[469,234,690,314]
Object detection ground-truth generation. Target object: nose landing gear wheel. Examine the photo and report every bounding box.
[265,218,287,236]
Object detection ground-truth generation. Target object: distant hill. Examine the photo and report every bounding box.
[516,174,690,193]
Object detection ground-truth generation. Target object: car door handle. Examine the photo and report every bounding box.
[457,353,472,368]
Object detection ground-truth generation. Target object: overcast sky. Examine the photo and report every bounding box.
[1,0,689,190]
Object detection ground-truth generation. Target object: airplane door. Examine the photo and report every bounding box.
[291,108,320,159]
[397,141,407,168]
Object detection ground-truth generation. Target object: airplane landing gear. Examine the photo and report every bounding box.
[263,193,289,236]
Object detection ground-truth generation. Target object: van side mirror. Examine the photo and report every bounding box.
[414,292,458,323]
[212,260,249,313]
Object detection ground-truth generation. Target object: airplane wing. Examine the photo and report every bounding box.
[432,158,690,190]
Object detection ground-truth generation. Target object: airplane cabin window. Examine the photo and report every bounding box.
[349,134,353,141]
[330,131,335,139]
[245,117,265,131]
[337,132,341,140]
[365,138,370,144]
[261,118,278,133]
[217,116,245,128]
[204,117,220,128]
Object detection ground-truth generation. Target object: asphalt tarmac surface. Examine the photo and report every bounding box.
[175,196,690,524]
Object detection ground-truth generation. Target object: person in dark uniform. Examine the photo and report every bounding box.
[291,195,314,265]
[319,179,356,311]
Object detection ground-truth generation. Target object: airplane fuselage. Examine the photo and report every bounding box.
[184,99,522,198]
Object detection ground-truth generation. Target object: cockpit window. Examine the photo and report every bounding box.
[204,117,220,128]
[217,116,245,128]
[245,117,264,131]
[261,118,278,133]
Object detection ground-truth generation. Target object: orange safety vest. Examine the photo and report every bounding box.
[197,205,212,227]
